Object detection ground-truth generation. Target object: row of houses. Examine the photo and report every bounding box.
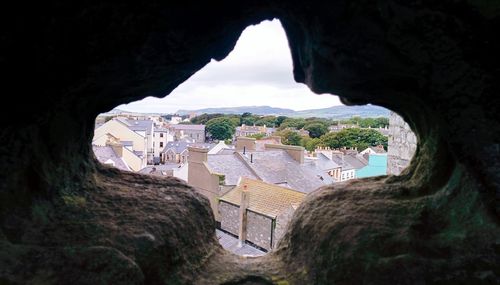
[234,124,276,138]
[187,137,331,252]
[315,145,388,181]
[328,124,390,136]
[92,115,391,256]
[236,123,390,139]
[92,116,205,171]
[186,137,387,254]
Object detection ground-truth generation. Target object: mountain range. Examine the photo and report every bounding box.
[176,104,389,119]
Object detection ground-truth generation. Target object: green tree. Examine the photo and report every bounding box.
[240,112,257,126]
[374,117,389,128]
[339,116,389,128]
[191,113,225,124]
[275,129,302,146]
[301,137,321,151]
[304,122,328,138]
[206,117,236,140]
[275,116,288,127]
[228,116,241,127]
[358,118,376,128]
[255,116,277,127]
[320,128,388,150]
[278,118,306,130]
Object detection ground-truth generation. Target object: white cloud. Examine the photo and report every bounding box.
[116,19,342,113]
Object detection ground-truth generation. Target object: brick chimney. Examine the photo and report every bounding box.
[265,144,305,164]
[268,135,282,144]
[187,146,208,163]
[108,142,123,157]
[235,137,256,151]
[238,184,249,246]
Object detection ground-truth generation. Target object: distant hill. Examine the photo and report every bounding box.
[176,104,389,119]
[292,105,389,119]
[176,106,295,116]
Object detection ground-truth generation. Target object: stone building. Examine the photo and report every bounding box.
[169,124,206,143]
[188,138,333,221]
[219,177,305,251]
[315,147,365,181]
[235,124,276,138]
[387,112,417,175]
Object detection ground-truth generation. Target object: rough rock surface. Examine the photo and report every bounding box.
[387,111,418,175]
[1,165,218,284]
[1,0,499,284]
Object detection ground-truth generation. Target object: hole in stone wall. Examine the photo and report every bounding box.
[92,19,416,256]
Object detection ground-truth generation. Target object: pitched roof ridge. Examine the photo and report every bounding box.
[233,152,263,180]
[239,176,306,195]
[220,176,306,218]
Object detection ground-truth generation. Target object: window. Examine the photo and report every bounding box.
[160,142,164,148]
[160,133,164,138]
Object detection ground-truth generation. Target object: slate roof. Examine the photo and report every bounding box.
[95,122,104,129]
[216,148,235,155]
[115,117,131,126]
[220,177,305,218]
[207,155,257,185]
[162,142,216,154]
[154,127,169,132]
[331,153,367,170]
[126,119,154,135]
[170,124,205,131]
[138,164,181,176]
[307,153,341,171]
[216,229,265,256]
[92,145,130,171]
[237,150,333,193]
[121,141,133,147]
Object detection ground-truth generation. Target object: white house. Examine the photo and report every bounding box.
[153,127,174,163]
[93,118,148,170]
[170,116,183,124]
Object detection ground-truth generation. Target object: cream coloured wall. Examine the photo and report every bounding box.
[188,161,221,220]
[121,147,145,171]
[92,133,112,146]
[93,120,146,153]
[153,131,174,158]
[187,147,223,221]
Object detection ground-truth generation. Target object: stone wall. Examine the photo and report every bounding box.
[219,201,273,251]
[273,206,295,248]
[219,201,239,235]
[387,111,417,175]
[246,211,273,251]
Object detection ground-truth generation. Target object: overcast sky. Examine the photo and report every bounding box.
[115,19,343,114]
